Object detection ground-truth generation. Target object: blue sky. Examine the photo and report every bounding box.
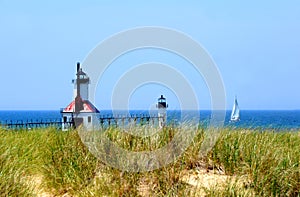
[0,0,299,110]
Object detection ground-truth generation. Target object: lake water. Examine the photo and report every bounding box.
[0,110,300,130]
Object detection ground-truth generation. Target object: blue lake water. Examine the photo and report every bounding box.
[0,110,300,130]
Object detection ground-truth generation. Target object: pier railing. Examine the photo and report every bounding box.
[0,114,164,130]
[99,114,161,128]
[0,119,73,130]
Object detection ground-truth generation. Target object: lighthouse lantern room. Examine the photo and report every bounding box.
[61,62,100,131]
[157,95,168,128]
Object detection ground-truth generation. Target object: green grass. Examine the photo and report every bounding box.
[0,129,43,196]
[0,126,300,196]
[211,129,300,196]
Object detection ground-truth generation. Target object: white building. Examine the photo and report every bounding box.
[157,95,168,128]
[61,62,100,131]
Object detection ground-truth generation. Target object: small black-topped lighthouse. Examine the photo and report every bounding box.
[157,95,168,108]
[157,95,168,128]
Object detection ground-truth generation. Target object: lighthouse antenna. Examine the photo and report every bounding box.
[76,62,81,98]
[77,62,80,72]
[75,62,84,113]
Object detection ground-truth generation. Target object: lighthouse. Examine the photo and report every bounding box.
[61,62,100,131]
[157,95,168,128]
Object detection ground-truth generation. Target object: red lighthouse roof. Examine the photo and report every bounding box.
[62,100,100,113]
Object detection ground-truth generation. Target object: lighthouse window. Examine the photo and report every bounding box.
[88,116,91,123]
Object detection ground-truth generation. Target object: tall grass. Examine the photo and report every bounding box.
[211,129,300,196]
[0,129,43,196]
[1,126,300,196]
[41,129,98,195]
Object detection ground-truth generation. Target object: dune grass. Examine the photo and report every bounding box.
[211,129,300,196]
[0,128,42,196]
[0,126,300,196]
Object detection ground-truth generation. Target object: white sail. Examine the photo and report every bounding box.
[230,97,240,122]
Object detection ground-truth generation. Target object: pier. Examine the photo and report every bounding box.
[98,114,161,128]
[0,115,164,130]
[0,119,72,130]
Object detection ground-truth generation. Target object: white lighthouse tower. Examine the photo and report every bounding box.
[73,62,89,101]
[157,95,168,128]
[61,62,100,131]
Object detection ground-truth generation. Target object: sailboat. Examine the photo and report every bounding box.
[230,96,240,122]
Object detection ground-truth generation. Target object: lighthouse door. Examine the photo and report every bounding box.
[74,117,83,128]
